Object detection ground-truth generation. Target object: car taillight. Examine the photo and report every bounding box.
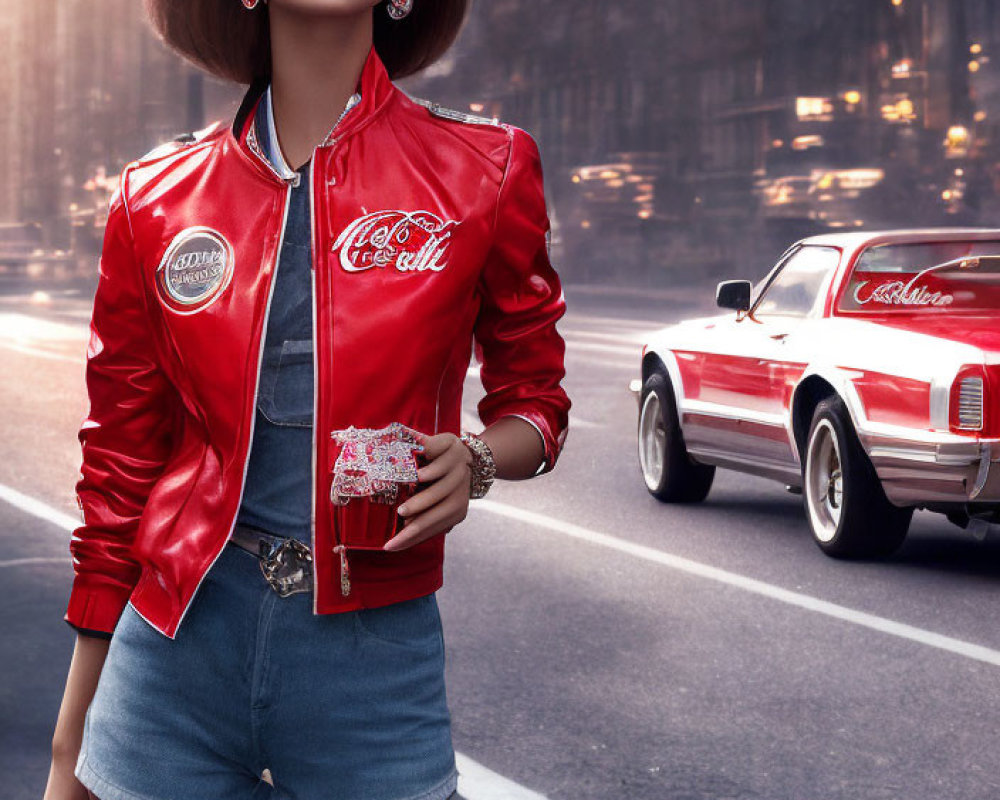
[950,367,987,433]
[957,377,984,430]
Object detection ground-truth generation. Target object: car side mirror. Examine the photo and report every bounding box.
[716,280,752,312]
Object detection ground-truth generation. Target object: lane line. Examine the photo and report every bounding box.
[0,556,70,567]
[0,483,81,531]
[0,483,550,800]
[562,329,648,345]
[475,499,1000,668]
[564,341,637,357]
[455,753,548,800]
[563,313,672,329]
[0,342,82,365]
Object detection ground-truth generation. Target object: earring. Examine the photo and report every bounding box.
[387,0,413,20]
[242,0,263,9]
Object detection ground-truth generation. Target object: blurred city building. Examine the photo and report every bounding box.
[2,1,999,286]
[415,0,1000,283]
[0,0,238,275]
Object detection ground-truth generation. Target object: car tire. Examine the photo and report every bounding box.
[638,370,715,503]
[803,395,912,558]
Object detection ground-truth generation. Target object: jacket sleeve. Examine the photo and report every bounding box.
[473,126,571,475]
[64,167,179,637]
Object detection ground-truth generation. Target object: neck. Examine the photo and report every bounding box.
[266,5,372,169]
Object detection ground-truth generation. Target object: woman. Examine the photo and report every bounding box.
[45,0,570,798]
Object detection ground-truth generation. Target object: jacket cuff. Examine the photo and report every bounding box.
[65,620,113,640]
[64,577,134,638]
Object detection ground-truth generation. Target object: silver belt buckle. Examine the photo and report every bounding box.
[258,537,313,597]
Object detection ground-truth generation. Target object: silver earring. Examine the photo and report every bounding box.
[387,0,413,20]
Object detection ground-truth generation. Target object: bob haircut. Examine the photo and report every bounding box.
[144,0,470,84]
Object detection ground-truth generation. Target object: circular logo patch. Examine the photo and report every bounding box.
[155,227,234,315]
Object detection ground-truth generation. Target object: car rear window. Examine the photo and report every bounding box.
[839,240,1000,313]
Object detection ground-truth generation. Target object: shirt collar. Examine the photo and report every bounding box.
[256,84,362,178]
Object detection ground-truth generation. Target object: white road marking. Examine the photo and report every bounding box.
[565,340,638,357]
[456,753,548,800]
[475,499,1000,669]
[564,313,672,329]
[0,483,81,531]
[562,329,649,345]
[0,483,550,800]
[0,341,82,364]
[0,312,88,341]
[0,556,69,567]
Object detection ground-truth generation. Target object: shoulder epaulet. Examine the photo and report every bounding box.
[134,120,224,165]
[410,96,501,127]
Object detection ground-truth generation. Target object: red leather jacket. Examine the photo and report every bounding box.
[65,44,571,639]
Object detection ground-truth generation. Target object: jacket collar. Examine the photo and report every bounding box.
[231,42,395,169]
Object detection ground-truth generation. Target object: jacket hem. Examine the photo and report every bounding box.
[64,579,134,638]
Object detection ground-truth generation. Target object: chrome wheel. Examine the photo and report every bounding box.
[638,389,666,491]
[805,418,844,542]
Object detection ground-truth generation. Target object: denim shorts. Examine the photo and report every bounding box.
[74,541,458,800]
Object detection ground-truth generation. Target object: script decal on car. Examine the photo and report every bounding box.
[852,276,954,307]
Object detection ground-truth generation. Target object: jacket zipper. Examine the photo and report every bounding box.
[316,93,363,600]
[314,115,357,601]
[314,132,354,600]
[308,147,323,609]
[173,176,295,635]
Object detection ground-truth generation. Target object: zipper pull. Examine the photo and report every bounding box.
[333,544,351,596]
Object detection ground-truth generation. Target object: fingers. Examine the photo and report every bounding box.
[380,430,473,551]
[399,464,466,522]
[414,431,454,460]
[384,498,464,551]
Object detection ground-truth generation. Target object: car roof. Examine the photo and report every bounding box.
[797,227,1000,255]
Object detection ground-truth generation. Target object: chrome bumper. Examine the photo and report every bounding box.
[863,435,1000,506]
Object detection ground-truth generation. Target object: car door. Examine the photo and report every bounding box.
[686,245,841,474]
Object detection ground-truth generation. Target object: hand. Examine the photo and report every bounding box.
[383,430,472,552]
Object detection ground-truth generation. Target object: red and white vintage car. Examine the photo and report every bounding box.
[635,229,1000,557]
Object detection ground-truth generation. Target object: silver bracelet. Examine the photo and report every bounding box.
[458,431,497,499]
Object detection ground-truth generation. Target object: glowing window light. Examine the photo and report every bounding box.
[796,96,834,120]
[892,59,912,77]
[792,134,825,151]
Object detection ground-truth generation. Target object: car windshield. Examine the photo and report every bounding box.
[841,240,1000,313]
[754,245,840,318]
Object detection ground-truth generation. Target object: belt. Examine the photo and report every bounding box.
[228,523,313,597]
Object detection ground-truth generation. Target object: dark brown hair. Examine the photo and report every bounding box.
[144,0,470,83]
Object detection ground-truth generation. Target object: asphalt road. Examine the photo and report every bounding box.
[2,281,999,800]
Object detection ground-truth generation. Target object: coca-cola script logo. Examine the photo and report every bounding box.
[332,210,459,273]
[853,274,954,307]
[155,227,234,315]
